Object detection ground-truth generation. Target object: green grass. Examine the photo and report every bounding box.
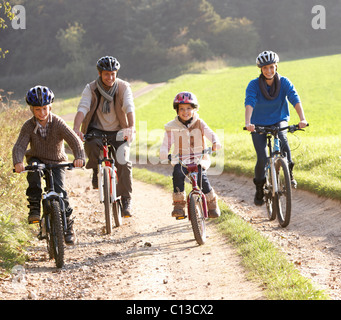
[0,108,32,271]
[133,167,328,300]
[133,54,341,201]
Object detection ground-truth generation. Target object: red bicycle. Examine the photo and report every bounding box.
[169,148,212,245]
[84,133,122,234]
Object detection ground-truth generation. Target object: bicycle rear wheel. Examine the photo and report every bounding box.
[274,157,292,227]
[103,168,113,234]
[189,194,206,245]
[47,200,65,268]
[264,166,277,221]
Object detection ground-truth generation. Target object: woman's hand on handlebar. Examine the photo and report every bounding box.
[298,120,308,129]
[244,123,255,132]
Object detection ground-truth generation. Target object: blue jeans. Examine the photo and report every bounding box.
[172,164,212,194]
[251,121,292,182]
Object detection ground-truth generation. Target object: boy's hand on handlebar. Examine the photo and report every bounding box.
[14,162,25,173]
[73,159,85,168]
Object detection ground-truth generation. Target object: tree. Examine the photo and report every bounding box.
[0,0,15,58]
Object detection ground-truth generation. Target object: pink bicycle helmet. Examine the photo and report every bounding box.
[173,91,199,110]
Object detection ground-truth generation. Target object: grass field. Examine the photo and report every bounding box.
[133,54,341,200]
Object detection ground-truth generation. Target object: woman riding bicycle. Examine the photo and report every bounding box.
[244,51,308,206]
[160,91,221,219]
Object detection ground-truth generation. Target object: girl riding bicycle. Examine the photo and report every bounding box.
[12,86,85,245]
[160,91,221,219]
[244,51,308,206]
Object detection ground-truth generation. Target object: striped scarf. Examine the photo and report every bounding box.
[96,77,118,114]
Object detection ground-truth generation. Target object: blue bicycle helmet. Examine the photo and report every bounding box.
[96,56,120,72]
[26,85,54,106]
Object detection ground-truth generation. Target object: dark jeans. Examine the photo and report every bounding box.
[26,157,72,216]
[84,129,132,199]
[251,121,292,182]
[172,164,212,194]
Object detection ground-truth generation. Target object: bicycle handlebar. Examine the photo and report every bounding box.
[13,162,76,173]
[168,147,213,162]
[243,123,309,134]
[84,132,128,142]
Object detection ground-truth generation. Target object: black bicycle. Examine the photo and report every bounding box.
[244,123,308,227]
[14,162,76,268]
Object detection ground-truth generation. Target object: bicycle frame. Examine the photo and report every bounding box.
[186,164,208,220]
[173,149,212,220]
[84,133,119,204]
[98,142,118,204]
[42,165,68,230]
[265,132,282,197]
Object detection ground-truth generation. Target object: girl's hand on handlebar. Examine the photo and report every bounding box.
[14,162,25,173]
[212,142,221,152]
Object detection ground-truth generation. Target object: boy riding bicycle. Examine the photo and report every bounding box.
[12,85,85,245]
[160,91,221,219]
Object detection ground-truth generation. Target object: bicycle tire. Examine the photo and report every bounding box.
[48,200,65,268]
[113,199,122,227]
[264,166,277,221]
[274,157,292,227]
[189,194,206,245]
[103,168,113,234]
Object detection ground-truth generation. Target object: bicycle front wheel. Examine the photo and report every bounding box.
[103,168,113,234]
[48,200,65,268]
[189,194,206,245]
[274,157,292,227]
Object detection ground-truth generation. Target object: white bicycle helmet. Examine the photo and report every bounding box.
[256,51,279,68]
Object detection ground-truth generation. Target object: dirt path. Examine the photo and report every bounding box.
[140,163,341,300]
[0,169,265,300]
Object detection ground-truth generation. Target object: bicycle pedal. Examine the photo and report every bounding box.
[29,220,40,225]
[176,215,187,220]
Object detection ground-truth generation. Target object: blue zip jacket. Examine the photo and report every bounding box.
[244,74,301,126]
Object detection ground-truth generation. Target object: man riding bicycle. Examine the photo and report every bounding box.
[73,56,135,217]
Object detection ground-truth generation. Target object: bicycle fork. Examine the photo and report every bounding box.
[187,172,208,220]
[98,162,117,203]
[270,158,278,197]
